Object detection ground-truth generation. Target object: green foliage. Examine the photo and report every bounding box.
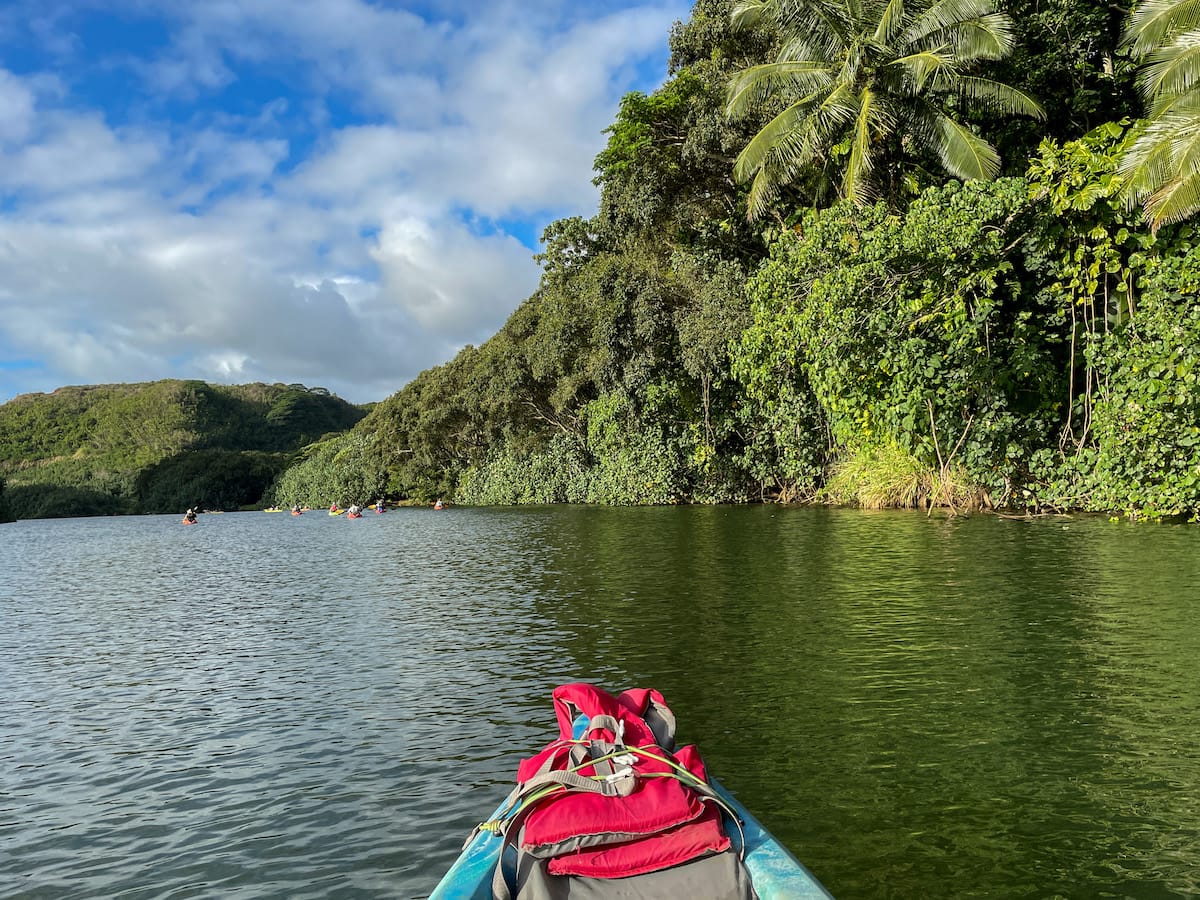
[1019,122,1170,510]
[1089,245,1200,518]
[1119,0,1200,231]
[137,450,291,513]
[983,0,1137,169]
[595,0,774,256]
[823,442,982,510]
[725,0,1044,216]
[256,1,1200,521]
[0,380,364,519]
[2,483,130,520]
[582,386,689,505]
[734,178,1059,503]
[457,434,591,505]
[267,431,388,509]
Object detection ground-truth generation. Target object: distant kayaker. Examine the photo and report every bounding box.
[348,504,361,515]
[375,498,384,513]
[184,508,197,523]
[329,502,340,513]
[434,498,444,510]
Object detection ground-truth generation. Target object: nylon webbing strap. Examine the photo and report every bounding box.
[586,739,616,777]
[513,766,636,800]
[584,714,622,740]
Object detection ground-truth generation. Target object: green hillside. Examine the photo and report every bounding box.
[0,380,366,520]
[271,0,1200,521]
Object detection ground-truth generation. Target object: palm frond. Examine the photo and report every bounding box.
[726,0,1027,217]
[915,15,1013,62]
[1147,86,1200,117]
[902,0,1000,46]
[727,61,835,118]
[733,96,825,183]
[1177,119,1200,172]
[1138,32,1200,101]
[933,113,1000,180]
[1120,120,1185,199]
[779,31,843,66]
[747,166,785,220]
[846,0,864,33]
[891,50,951,93]
[731,0,774,31]
[811,81,864,131]
[1145,163,1200,230]
[1124,0,1200,57]
[1119,107,1200,201]
[950,76,1046,118]
[843,87,892,204]
[750,0,857,48]
[781,84,861,173]
[873,0,907,45]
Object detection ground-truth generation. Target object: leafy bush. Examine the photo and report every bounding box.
[733,178,1060,504]
[1089,246,1200,518]
[267,431,388,509]
[457,434,591,505]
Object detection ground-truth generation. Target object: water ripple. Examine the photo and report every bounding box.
[2,508,1199,898]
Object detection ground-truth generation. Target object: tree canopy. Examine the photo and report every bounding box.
[724,0,1044,215]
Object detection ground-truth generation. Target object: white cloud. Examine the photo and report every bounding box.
[0,69,35,143]
[0,0,690,404]
[370,215,539,336]
[0,113,166,196]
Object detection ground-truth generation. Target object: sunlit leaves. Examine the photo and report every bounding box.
[726,0,1043,216]
[1121,0,1200,229]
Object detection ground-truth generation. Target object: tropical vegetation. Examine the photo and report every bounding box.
[271,0,1191,521]
[1119,0,1200,230]
[724,0,1044,214]
[0,381,365,519]
[6,0,1200,523]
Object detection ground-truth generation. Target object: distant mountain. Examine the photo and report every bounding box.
[0,380,367,520]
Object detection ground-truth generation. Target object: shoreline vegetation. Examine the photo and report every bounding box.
[5,0,1200,524]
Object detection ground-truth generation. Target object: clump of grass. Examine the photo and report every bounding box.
[822,444,986,512]
[823,443,928,508]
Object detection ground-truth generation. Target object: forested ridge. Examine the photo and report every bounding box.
[0,380,366,520]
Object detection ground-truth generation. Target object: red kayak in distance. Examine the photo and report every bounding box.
[347,512,363,519]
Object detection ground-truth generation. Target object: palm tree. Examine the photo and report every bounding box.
[1120,0,1200,231]
[725,0,1044,218]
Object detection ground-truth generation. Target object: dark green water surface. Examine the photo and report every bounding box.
[2,507,1198,898]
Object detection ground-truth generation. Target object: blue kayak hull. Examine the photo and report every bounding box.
[429,777,832,899]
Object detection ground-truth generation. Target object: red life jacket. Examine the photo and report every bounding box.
[491,683,743,896]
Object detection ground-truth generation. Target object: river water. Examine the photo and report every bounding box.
[1,506,1198,899]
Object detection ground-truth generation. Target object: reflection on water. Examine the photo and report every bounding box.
[1,508,1198,898]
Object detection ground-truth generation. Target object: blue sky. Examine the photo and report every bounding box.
[0,0,690,404]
